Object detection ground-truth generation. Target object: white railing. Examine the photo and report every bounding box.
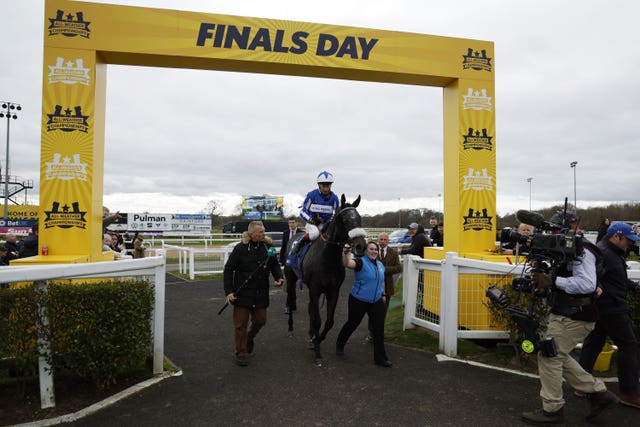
[161,242,235,280]
[402,252,640,357]
[0,254,166,409]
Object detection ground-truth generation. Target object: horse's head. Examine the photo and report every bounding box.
[335,194,367,257]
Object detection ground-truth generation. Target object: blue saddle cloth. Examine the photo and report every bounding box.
[285,236,310,288]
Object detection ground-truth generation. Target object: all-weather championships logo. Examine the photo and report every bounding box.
[462,48,492,72]
[48,57,91,85]
[463,88,492,112]
[45,154,88,181]
[46,105,89,133]
[463,128,493,151]
[43,202,87,229]
[463,208,493,231]
[48,10,91,38]
[463,168,493,192]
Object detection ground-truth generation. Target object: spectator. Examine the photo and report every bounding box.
[102,206,122,232]
[434,221,444,247]
[336,241,392,367]
[102,233,123,260]
[294,171,340,255]
[428,215,441,244]
[579,222,640,408]
[596,217,610,243]
[2,233,20,265]
[223,221,284,367]
[521,215,617,424]
[19,224,38,258]
[500,223,534,255]
[132,232,146,259]
[397,223,430,258]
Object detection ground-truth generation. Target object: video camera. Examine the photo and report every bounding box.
[498,208,584,265]
[487,200,582,354]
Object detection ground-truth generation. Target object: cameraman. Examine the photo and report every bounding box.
[522,217,617,425]
[579,222,640,408]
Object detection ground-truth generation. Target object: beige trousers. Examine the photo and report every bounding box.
[537,313,606,412]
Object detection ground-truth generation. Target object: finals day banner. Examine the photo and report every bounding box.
[40,0,494,260]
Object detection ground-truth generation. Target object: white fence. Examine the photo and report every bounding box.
[0,254,167,409]
[161,242,236,279]
[402,252,640,357]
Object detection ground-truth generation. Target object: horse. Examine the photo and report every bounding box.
[284,194,367,366]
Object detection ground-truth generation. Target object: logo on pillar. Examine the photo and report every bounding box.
[463,128,493,151]
[44,202,87,229]
[463,168,493,191]
[462,88,492,112]
[463,208,493,231]
[48,57,91,85]
[45,153,88,181]
[46,105,89,133]
[462,48,492,72]
[48,10,91,38]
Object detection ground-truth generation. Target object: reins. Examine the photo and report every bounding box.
[319,207,357,245]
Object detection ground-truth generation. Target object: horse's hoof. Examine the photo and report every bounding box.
[287,332,294,338]
[314,359,323,367]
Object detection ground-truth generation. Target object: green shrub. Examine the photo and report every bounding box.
[0,286,40,378]
[0,280,154,390]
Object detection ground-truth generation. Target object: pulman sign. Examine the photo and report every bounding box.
[31,0,495,263]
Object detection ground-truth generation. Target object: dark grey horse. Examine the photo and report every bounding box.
[284,194,367,366]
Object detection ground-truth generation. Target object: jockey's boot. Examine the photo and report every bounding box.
[294,234,309,256]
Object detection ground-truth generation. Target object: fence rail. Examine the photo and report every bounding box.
[0,254,166,409]
[402,252,640,357]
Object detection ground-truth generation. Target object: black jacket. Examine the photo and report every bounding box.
[223,234,282,309]
[596,238,636,315]
[399,225,430,258]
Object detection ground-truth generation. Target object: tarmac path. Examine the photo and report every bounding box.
[66,273,636,427]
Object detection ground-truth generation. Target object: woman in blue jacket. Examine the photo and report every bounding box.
[336,241,392,367]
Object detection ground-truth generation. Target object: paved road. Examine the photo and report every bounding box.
[68,273,636,426]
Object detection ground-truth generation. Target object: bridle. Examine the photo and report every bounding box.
[319,206,366,245]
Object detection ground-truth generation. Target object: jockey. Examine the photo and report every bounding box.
[294,170,340,255]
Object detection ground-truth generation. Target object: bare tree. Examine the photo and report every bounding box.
[203,199,224,226]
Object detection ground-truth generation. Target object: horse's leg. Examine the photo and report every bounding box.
[307,290,323,366]
[318,291,339,343]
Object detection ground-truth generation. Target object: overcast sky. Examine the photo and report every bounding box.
[2,0,639,218]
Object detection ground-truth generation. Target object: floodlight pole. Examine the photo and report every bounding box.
[0,101,22,223]
[570,161,578,211]
[526,178,533,211]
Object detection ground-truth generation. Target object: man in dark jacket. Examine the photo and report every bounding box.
[398,223,430,258]
[223,221,284,366]
[579,222,640,408]
[2,233,20,264]
[279,217,303,266]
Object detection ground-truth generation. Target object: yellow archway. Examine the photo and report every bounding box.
[32,0,496,262]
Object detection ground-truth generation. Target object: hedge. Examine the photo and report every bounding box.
[0,280,154,390]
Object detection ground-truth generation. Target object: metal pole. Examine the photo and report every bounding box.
[397,198,401,227]
[527,178,532,211]
[4,114,10,223]
[570,161,578,211]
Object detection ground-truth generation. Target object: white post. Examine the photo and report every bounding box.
[402,255,419,330]
[189,247,195,280]
[35,280,55,408]
[152,252,166,374]
[440,252,459,357]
